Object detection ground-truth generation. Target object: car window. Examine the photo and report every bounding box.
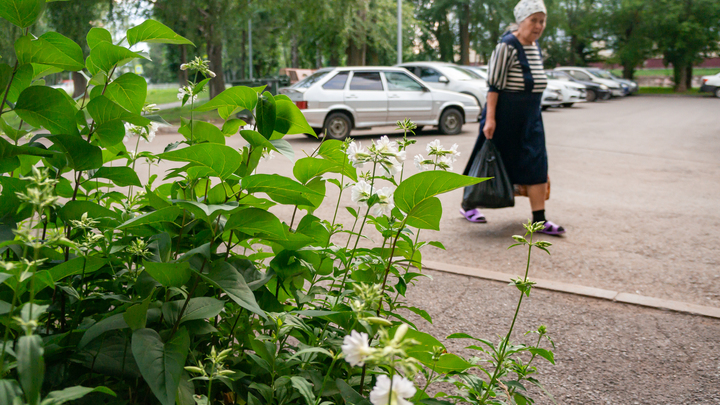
[568,70,592,81]
[418,67,442,82]
[349,72,384,91]
[444,66,476,81]
[322,72,349,90]
[293,71,330,89]
[384,72,424,91]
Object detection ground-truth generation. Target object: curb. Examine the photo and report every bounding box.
[422,260,720,319]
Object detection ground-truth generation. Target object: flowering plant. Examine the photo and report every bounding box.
[0,7,556,405]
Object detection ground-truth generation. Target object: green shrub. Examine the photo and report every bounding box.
[0,4,555,405]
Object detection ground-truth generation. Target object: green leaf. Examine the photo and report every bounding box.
[91,166,142,187]
[14,86,78,135]
[87,95,150,126]
[405,196,442,230]
[529,347,555,365]
[0,0,45,28]
[240,129,277,151]
[1,63,32,104]
[59,200,121,229]
[335,379,372,405]
[124,299,152,331]
[143,260,191,288]
[86,27,112,49]
[0,137,55,160]
[256,91,276,139]
[161,297,224,326]
[40,386,115,405]
[17,335,44,405]
[290,376,315,405]
[88,42,145,74]
[117,206,183,229]
[0,64,10,95]
[47,256,108,283]
[293,157,338,184]
[31,63,63,80]
[158,144,242,179]
[178,120,225,144]
[274,99,315,136]
[224,208,285,238]
[15,32,84,71]
[195,261,265,318]
[318,140,357,181]
[420,399,454,405]
[221,118,244,135]
[132,328,190,405]
[242,174,321,206]
[77,313,127,349]
[395,171,485,230]
[270,139,295,161]
[104,73,147,114]
[47,134,103,171]
[192,86,258,119]
[94,119,125,147]
[413,352,472,373]
[127,19,194,46]
[0,379,22,405]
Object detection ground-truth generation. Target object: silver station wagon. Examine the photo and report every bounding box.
[278,67,480,140]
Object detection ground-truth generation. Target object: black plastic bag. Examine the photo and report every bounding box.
[462,139,515,209]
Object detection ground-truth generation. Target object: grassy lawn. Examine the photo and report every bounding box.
[146,87,209,106]
[157,103,220,124]
[610,68,720,77]
[637,87,703,95]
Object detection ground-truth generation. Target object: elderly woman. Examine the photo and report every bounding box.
[461,0,565,236]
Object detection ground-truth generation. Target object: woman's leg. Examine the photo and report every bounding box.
[527,183,547,211]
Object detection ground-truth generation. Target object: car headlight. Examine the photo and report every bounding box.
[552,89,562,95]
[600,84,608,90]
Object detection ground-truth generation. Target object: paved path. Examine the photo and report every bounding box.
[142,96,720,403]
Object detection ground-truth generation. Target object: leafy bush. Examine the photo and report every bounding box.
[0,4,555,405]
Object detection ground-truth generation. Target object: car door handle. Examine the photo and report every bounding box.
[388,94,400,98]
[346,94,358,99]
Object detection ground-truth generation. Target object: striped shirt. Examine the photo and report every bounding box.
[487,41,547,93]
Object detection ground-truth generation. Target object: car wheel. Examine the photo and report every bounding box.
[586,89,597,102]
[438,108,463,135]
[323,112,352,140]
[715,87,720,98]
[541,105,549,111]
[415,126,424,132]
[562,103,574,108]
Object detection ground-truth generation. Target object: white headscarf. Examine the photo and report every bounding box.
[514,0,547,23]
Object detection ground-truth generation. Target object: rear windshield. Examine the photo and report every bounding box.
[292,71,330,89]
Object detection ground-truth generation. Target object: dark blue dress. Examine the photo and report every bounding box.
[463,33,548,186]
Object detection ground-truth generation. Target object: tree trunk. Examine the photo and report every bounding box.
[459,2,470,65]
[674,64,688,92]
[291,37,299,68]
[686,65,693,90]
[622,61,634,80]
[178,45,188,87]
[207,34,225,98]
[71,71,87,98]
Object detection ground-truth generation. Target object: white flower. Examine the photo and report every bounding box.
[426,139,443,154]
[261,149,275,161]
[414,154,431,172]
[177,86,197,103]
[448,143,461,161]
[371,187,394,217]
[180,63,189,71]
[381,157,403,177]
[395,150,407,162]
[369,375,416,405]
[374,136,397,154]
[207,70,217,78]
[351,180,373,207]
[438,155,454,171]
[341,330,373,367]
[347,142,371,168]
[143,122,160,143]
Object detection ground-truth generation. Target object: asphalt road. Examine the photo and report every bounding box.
[143,95,720,403]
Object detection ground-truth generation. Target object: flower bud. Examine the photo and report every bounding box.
[393,323,409,343]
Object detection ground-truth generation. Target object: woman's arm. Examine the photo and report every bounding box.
[483,92,499,139]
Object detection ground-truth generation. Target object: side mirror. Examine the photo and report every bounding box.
[438,76,449,84]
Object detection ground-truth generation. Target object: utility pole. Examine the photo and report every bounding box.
[248,1,253,80]
[397,0,402,64]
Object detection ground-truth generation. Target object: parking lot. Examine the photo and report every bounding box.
[146,95,720,403]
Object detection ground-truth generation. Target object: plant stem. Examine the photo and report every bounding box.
[0,60,18,114]
[315,356,338,405]
[376,221,406,316]
[169,261,206,339]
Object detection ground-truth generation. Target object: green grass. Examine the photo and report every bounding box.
[156,103,220,124]
[610,68,720,77]
[145,87,210,106]
[637,87,703,95]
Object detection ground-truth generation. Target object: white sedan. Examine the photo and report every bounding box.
[279,67,480,140]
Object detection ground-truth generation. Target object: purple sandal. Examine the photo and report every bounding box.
[538,221,565,236]
[460,208,487,223]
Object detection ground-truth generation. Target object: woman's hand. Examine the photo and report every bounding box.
[483,118,496,139]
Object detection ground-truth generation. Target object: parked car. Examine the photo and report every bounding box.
[547,78,587,107]
[541,81,566,109]
[555,67,625,97]
[588,68,639,95]
[606,72,639,95]
[546,70,610,101]
[699,72,720,98]
[458,66,488,81]
[397,62,488,109]
[278,67,481,139]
